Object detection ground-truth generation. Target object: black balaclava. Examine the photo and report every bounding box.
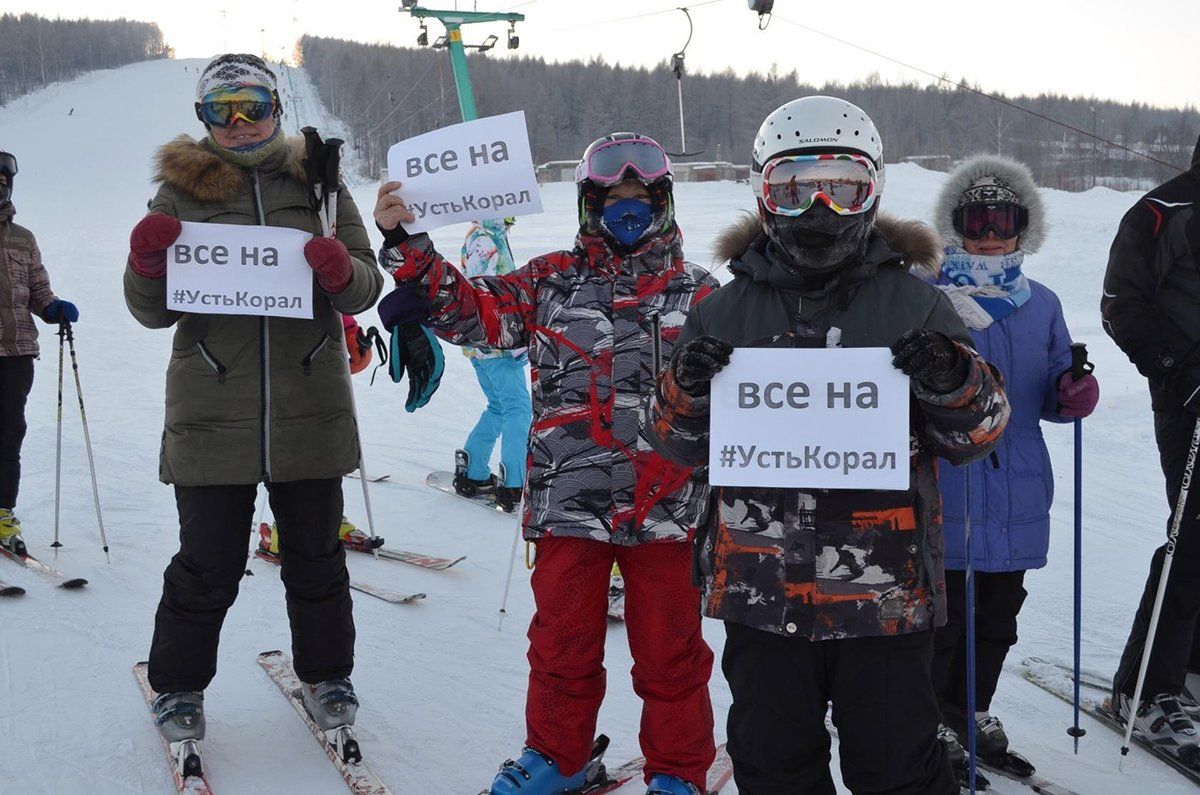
[761,201,876,277]
[0,178,10,206]
[579,176,674,254]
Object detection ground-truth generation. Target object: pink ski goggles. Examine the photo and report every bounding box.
[575,138,673,186]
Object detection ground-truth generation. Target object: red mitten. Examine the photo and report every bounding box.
[304,237,353,294]
[128,213,182,279]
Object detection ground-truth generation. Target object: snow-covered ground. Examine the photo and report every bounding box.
[0,58,1182,793]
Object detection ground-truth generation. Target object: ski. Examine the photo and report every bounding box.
[132,661,214,795]
[0,579,25,596]
[342,537,466,571]
[607,581,625,622]
[253,549,425,605]
[592,743,733,794]
[975,756,1079,795]
[257,650,392,795]
[346,471,390,483]
[0,546,87,588]
[1021,657,1200,787]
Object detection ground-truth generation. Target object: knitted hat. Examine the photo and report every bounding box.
[958,174,1022,208]
[196,54,277,100]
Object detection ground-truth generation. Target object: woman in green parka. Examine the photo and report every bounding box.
[122,54,384,766]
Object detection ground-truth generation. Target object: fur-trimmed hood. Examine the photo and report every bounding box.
[934,153,1046,253]
[713,211,943,279]
[153,134,309,203]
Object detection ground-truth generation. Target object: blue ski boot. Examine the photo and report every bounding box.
[489,736,609,794]
[646,773,700,795]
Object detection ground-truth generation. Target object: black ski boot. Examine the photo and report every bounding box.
[974,715,1035,777]
[454,449,497,499]
[937,723,991,791]
[494,463,520,513]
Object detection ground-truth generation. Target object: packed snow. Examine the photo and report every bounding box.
[0,58,1183,793]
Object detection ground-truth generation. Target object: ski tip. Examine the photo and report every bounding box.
[59,578,88,589]
[0,586,26,596]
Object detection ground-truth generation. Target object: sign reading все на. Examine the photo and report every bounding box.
[708,347,910,490]
[385,111,543,233]
[166,221,314,320]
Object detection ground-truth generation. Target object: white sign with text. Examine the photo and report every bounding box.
[385,111,543,233]
[708,347,910,490]
[166,221,314,319]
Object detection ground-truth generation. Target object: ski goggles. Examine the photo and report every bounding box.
[0,151,16,179]
[575,138,672,186]
[195,85,277,128]
[953,203,1028,240]
[754,153,879,216]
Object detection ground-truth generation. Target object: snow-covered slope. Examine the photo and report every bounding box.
[0,58,1187,793]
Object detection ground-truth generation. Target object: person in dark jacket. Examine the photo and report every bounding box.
[1102,135,1200,763]
[0,148,78,557]
[375,133,718,795]
[123,54,384,762]
[647,96,1010,795]
[925,154,1098,772]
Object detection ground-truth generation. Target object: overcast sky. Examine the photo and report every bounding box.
[16,0,1200,110]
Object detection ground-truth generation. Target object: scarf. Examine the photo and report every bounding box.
[935,245,1031,330]
[206,126,286,169]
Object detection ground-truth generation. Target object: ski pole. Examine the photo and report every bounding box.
[651,311,663,377]
[64,324,110,563]
[498,516,523,630]
[1068,342,1093,752]
[1120,413,1200,766]
[51,324,65,558]
[965,465,977,795]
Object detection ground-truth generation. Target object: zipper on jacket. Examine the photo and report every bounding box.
[196,341,227,383]
[301,335,330,375]
[251,170,272,481]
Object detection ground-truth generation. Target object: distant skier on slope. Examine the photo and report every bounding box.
[0,147,78,557]
[453,217,531,513]
[647,96,1010,794]
[1101,129,1200,765]
[375,132,719,795]
[924,154,1098,775]
[122,54,383,772]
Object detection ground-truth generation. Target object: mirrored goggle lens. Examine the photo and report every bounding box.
[586,140,670,184]
[0,152,17,178]
[198,86,276,127]
[957,204,1026,240]
[763,156,875,214]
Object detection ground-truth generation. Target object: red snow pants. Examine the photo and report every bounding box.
[525,536,715,790]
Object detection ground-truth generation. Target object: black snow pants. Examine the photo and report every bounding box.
[1114,408,1200,700]
[0,355,34,509]
[721,621,957,795]
[931,569,1028,715]
[148,478,354,693]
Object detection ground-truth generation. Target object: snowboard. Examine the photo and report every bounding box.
[425,470,514,515]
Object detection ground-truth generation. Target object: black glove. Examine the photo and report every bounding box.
[890,329,968,394]
[389,321,444,412]
[673,336,734,395]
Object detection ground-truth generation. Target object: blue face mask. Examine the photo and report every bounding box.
[602,198,654,247]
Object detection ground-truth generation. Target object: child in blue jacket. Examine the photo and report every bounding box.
[926,154,1099,771]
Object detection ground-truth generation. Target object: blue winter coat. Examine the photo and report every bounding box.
[939,278,1074,572]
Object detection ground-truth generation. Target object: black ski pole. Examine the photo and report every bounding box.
[1068,342,1093,752]
[51,323,66,557]
[64,324,110,562]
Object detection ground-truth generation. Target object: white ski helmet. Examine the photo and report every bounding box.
[750,96,885,201]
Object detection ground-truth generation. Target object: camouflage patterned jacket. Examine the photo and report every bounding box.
[382,225,719,545]
[647,215,1010,640]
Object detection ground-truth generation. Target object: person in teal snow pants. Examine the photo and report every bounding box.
[454,217,532,512]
